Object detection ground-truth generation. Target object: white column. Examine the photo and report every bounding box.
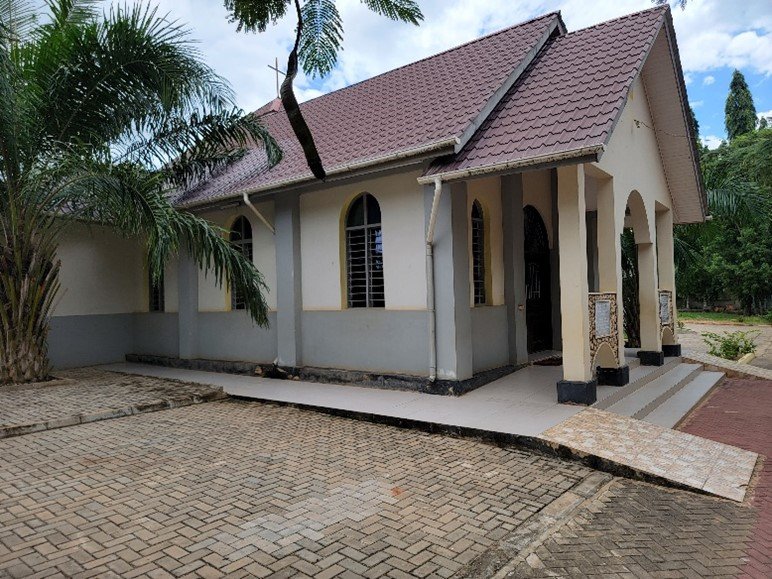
[427,181,473,381]
[638,240,662,355]
[596,178,625,367]
[275,191,302,367]
[656,208,679,348]
[556,165,594,398]
[501,174,529,366]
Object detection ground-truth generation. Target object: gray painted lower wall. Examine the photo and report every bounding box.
[133,313,179,358]
[471,306,510,373]
[49,313,134,368]
[302,310,429,376]
[197,311,277,363]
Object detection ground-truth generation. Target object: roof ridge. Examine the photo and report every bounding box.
[250,11,561,113]
[564,4,669,36]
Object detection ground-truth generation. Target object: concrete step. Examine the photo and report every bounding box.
[595,357,681,410]
[604,363,702,419]
[643,371,724,429]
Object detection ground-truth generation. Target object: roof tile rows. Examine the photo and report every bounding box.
[175,7,670,207]
[427,7,666,176]
[174,12,560,206]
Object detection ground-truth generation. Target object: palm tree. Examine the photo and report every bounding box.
[0,0,282,384]
[224,0,423,179]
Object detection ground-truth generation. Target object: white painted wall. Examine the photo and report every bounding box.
[522,169,553,248]
[594,75,672,238]
[196,202,278,312]
[54,223,145,316]
[467,176,505,306]
[300,169,427,311]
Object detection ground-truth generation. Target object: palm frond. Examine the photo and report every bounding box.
[360,0,422,24]
[45,0,99,29]
[223,0,290,33]
[53,161,270,326]
[0,0,37,42]
[299,0,343,77]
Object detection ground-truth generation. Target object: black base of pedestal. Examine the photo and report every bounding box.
[662,344,682,357]
[637,350,665,366]
[596,365,630,386]
[557,379,597,405]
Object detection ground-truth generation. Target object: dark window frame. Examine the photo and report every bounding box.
[229,215,253,310]
[345,193,385,308]
[471,200,486,306]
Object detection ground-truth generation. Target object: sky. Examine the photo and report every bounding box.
[103,0,771,149]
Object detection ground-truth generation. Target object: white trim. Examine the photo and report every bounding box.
[417,145,605,185]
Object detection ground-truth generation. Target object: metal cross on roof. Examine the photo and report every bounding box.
[267,57,286,99]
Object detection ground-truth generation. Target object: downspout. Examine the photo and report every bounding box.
[426,177,443,382]
[242,191,275,234]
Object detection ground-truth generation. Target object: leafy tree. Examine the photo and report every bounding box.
[675,129,772,314]
[1,0,282,384]
[223,0,423,179]
[725,70,757,140]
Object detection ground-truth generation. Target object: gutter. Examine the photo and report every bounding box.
[242,191,275,234]
[425,177,443,382]
[417,144,606,185]
[181,137,459,211]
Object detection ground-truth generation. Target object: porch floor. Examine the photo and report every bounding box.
[102,360,757,502]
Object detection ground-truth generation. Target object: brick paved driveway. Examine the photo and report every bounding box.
[0,368,222,437]
[0,399,593,578]
[680,378,772,578]
[495,377,770,579]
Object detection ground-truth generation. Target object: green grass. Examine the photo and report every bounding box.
[678,311,771,325]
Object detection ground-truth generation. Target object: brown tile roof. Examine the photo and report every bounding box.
[424,6,668,179]
[173,12,562,207]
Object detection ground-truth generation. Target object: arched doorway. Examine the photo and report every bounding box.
[524,206,552,353]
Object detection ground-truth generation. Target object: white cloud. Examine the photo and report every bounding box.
[701,135,724,149]
[758,110,772,119]
[703,75,715,85]
[92,0,770,113]
[690,100,704,108]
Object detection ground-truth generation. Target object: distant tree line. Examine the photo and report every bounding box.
[675,70,772,315]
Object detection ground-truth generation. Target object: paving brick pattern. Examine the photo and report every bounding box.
[0,368,222,436]
[540,407,758,501]
[679,378,772,578]
[500,478,756,578]
[0,399,592,578]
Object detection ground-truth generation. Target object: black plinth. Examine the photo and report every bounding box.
[662,344,682,357]
[557,379,597,405]
[596,365,630,386]
[637,350,665,366]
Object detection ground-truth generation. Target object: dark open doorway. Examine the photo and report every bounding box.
[524,205,553,353]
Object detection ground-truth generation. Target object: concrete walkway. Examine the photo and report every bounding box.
[104,362,758,502]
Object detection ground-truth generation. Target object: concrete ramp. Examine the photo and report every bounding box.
[539,408,758,502]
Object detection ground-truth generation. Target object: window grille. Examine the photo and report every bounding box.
[149,272,164,312]
[229,216,253,310]
[346,194,385,308]
[471,200,486,305]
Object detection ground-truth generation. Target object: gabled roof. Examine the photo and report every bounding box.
[421,5,705,223]
[175,5,703,222]
[173,12,563,207]
[422,7,668,180]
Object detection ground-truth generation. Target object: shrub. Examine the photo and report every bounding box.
[701,330,760,360]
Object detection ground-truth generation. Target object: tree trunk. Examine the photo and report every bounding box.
[0,206,61,384]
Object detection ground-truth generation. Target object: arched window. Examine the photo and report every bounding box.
[471,200,486,305]
[229,216,253,310]
[345,194,384,308]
